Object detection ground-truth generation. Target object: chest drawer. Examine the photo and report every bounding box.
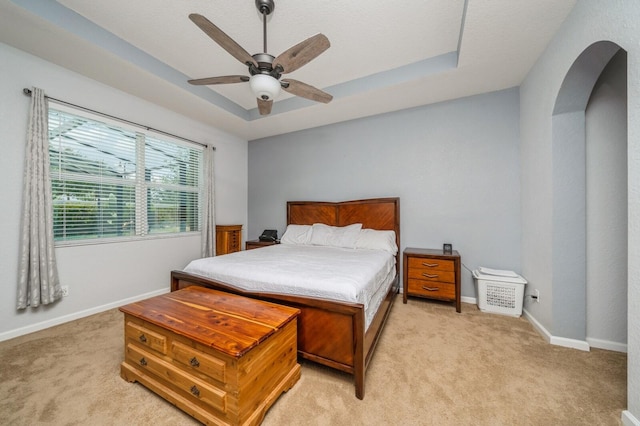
[125,321,167,354]
[171,341,227,383]
[126,343,227,413]
[228,234,240,251]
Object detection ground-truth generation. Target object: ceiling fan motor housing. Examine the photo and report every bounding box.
[249,53,282,78]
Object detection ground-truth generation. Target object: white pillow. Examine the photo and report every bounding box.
[354,229,398,255]
[280,224,312,245]
[309,223,362,249]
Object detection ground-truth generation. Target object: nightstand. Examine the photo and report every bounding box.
[403,247,461,312]
[245,239,278,250]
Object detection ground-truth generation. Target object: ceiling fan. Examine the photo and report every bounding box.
[188,0,333,115]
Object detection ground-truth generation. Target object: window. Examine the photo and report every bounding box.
[48,108,203,243]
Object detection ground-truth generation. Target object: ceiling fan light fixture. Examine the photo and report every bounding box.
[250,73,281,101]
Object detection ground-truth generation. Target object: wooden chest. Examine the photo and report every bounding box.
[120,286,300,425]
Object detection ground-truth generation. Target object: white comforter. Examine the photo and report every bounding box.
[183,244,396,329]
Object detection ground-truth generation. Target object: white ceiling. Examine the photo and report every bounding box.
[0,0,576,140]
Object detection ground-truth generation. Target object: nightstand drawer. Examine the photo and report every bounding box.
[245,239,278,250]
[407,257,454,272]
[407,268,455,283]
[407,279,455,299]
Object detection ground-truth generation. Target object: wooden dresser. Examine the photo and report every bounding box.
[216,224,242,255]
[120,286,300,425]
[403,247,461,312]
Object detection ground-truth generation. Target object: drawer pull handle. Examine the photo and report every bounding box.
[422,286,439,291]
[422,262,439,267]
[190,385,200,397]
[190,357,200,367]
[422,273,439,278]
[139,334,147,343]
[139,357,147,366]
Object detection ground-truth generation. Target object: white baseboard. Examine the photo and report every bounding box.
[523,309,627,353]
[587,337,627,353]
[623,410,640,426]
[461,296,477,305]
[587,337,628,353]
[522,308,552,342]
[550,335,591,351]
[522,308,590,351]
[0,288,170,342]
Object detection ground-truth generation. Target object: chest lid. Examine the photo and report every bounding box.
[120,286,299,357]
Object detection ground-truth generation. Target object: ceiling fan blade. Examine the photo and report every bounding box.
[188,76,249,85]
[282,79,333,104]
[257,98,273,115]
[273,33,330,74]
[189,13,258,68]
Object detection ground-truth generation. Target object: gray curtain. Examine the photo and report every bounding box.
[201,145,216,258]
[17,87,61,309]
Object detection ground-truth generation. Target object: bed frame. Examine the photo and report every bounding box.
[170,197,400,399]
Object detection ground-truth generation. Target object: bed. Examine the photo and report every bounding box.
[170,197,400,399]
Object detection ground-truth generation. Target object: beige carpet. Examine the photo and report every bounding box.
[0,299,627,425]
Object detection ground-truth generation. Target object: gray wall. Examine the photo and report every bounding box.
[520,0,639,420]
[0,43,248,341]
[248,88,521,299]
[586,50,628,349]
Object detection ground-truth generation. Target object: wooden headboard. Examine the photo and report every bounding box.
[287,197,401,264]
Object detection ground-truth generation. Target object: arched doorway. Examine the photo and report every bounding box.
[551,41,628,349]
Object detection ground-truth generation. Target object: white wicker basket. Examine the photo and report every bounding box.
[473,269,527,317]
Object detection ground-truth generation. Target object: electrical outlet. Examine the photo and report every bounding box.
[61,286,69,297]
[534,289,540,303]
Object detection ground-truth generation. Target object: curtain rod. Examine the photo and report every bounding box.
[22,88,214,150]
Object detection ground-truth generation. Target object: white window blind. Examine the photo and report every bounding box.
[48,108,202,243]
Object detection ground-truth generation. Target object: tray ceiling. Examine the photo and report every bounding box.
[0,0,576,140]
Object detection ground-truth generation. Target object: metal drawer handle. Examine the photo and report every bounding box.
[190,385,200,397]
[422,262,439,267]
[422,273,438,278]
[139,357,147,366]
[139,334,147,343]
[422,286,439,291]
[190,357,200,367]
